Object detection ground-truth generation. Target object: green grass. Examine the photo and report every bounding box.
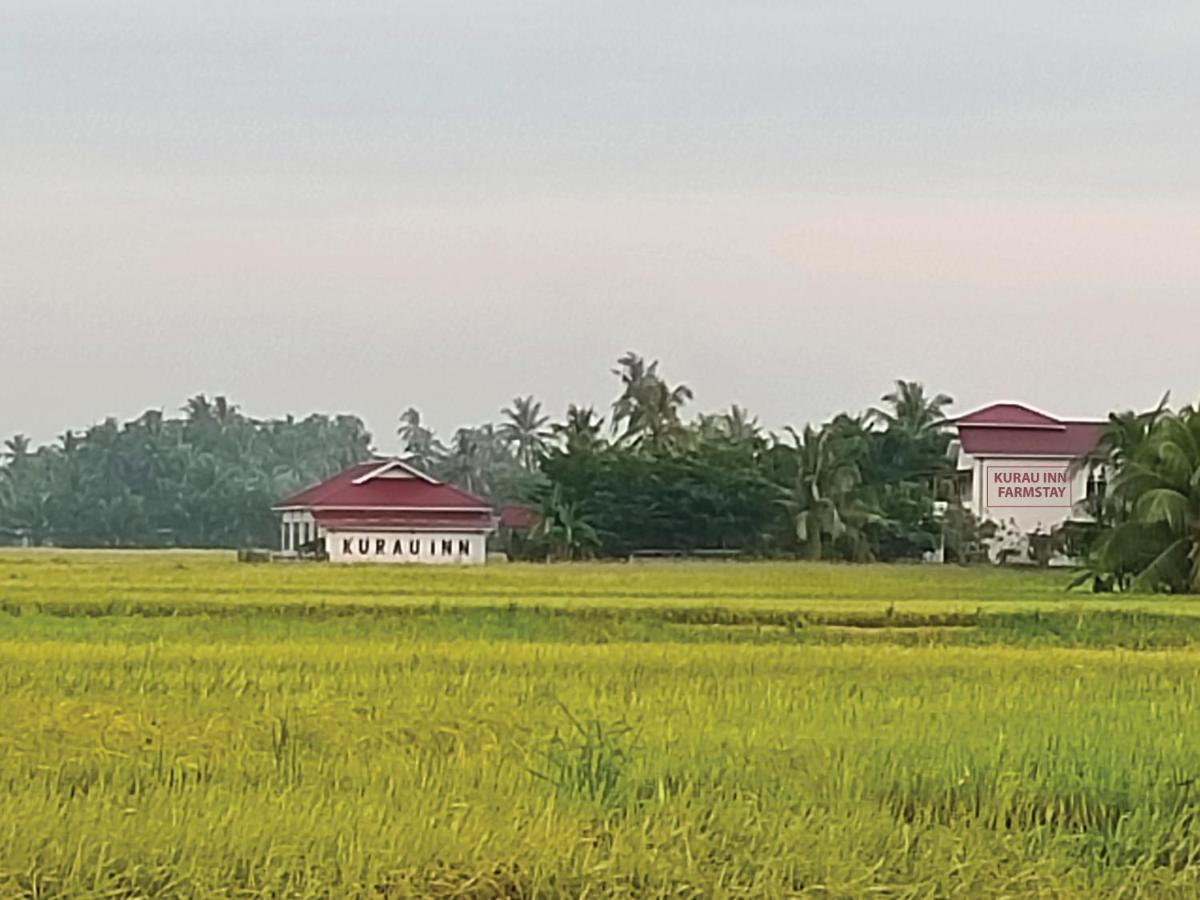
[0,549,1080,614]
[5,550,1200,896]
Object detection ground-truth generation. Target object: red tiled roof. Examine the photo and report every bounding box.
[499,504,539,530]
[958,423,1103,457]
[313,510,495,531]
[275,459,492,512]
[955,404,1103,457]
[955,403,1065,428]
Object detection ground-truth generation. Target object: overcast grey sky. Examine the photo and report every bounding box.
[3,1,1198,450]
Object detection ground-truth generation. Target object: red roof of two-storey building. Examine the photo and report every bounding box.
[954,403,1104,457]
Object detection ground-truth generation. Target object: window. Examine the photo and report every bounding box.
[1086,465,1108,502]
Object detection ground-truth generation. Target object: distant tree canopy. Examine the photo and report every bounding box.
[0,397,371,548]
[530,366,955,561]
[0,361,964,561]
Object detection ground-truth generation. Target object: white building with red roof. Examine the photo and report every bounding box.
[952,403,1106,561]
[273,458,496,564]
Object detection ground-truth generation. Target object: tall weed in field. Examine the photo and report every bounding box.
[529,703,638,806]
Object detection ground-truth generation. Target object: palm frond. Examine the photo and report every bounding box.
[1132,538,1190,593]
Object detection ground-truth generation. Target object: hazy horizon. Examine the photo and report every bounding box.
[5,1,1198,451]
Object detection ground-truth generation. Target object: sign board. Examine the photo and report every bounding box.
[325,530,486,565]
[984,464,1073,509]
[339,534,473,559]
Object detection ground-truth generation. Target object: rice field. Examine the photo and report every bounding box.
[4,551,1200,897]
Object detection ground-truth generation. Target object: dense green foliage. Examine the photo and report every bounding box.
[1071,400,1200,594]
[7,355,1200,591]
[527,361,958,560]
[6,553,1200,896]
[1,357,963,560]
[0,397,371,548]
[539,439,781,556]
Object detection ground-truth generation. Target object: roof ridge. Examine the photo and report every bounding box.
[272,461,491,512]
[955,402,1063,426]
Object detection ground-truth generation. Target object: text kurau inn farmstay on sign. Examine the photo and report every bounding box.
[985,465,1073,507]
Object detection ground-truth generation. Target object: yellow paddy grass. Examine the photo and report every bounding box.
[5,547,1197,616]
[4,551,1200,896]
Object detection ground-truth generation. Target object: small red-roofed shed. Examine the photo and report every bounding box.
[273,458,495,564]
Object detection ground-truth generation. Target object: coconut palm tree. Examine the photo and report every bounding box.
[397,407,444,471]
[1097,392,1170,467]
[869,381,954,436]
[57,431,82,455]
[500,395,553,469]
[437,424,516,498]
[183,394,213,423]
[777,423,875,561]
[212,396,237,425]
[637,380,694,453]
[0,466,12,512]
[720,404,761,445]
[865,382,958,493]
[3,434,31,465]
[610,352,693,452]
[611,351,656,399]
[689,405,762,451]
[610,351,656,440]
[439,427,486,496]
[1071,394,1170,527]
[553,405,607,455]
[332,414,373,469]
[1108,405,1200,592]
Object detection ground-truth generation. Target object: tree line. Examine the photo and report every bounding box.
[0,356,966,559]
[5,353,1193,593]
[0,397,371,548]
[398,353,966,562]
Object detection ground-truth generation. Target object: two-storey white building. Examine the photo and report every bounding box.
[951,403,1106,563]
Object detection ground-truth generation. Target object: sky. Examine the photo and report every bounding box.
[3,1,1198,452]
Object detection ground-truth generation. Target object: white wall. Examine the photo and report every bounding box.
[325,530,487,565]
[959,451,1095,563]
[279,510,320,553]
